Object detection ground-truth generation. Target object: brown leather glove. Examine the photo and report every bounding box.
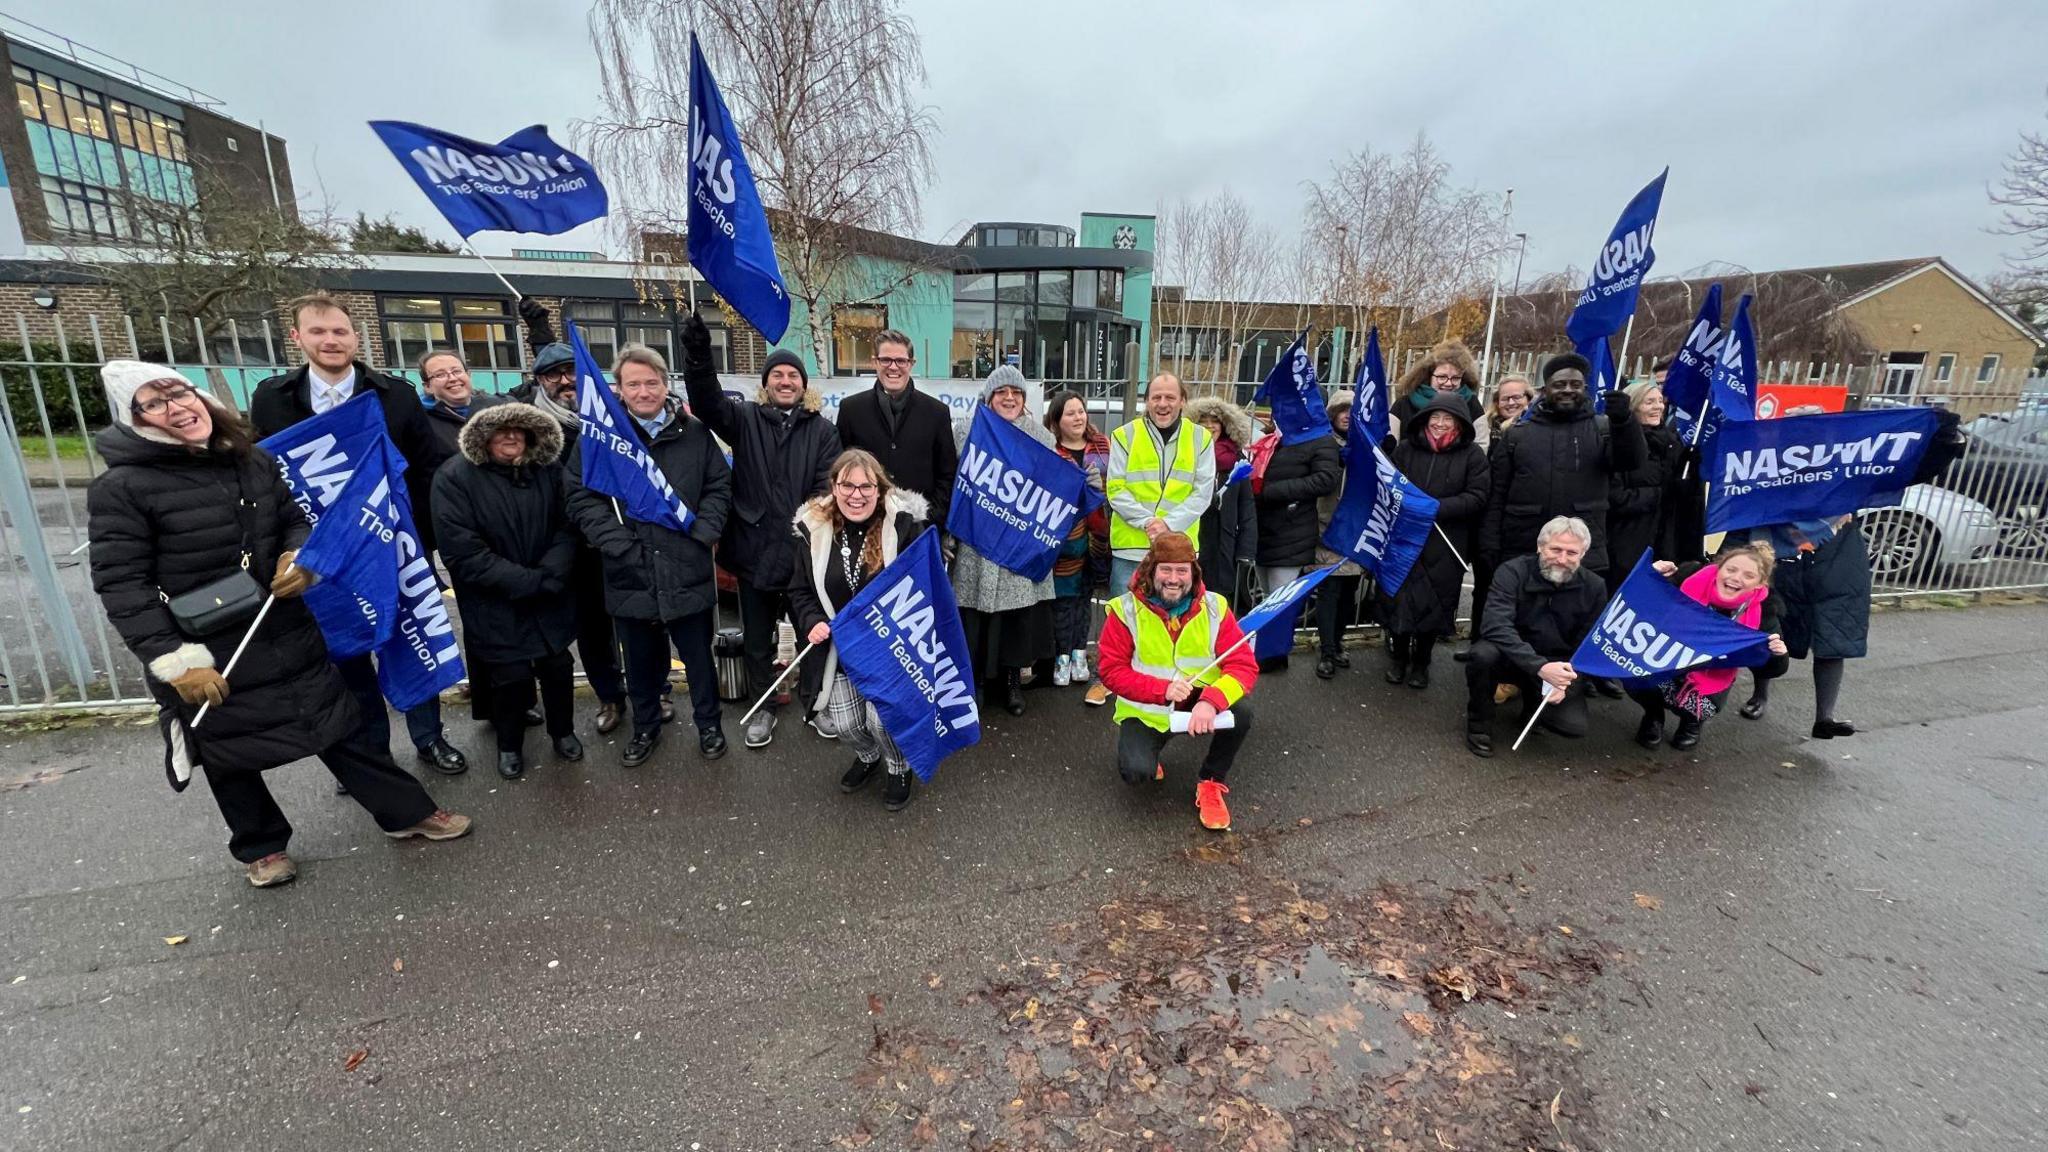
[169,667,229,707]
[271,551,313,599]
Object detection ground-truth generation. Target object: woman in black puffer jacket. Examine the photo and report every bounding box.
[1376,393,1490,688]
[1605,380,1684,588]
[87,361,466,890]
[1251,423,1341,586]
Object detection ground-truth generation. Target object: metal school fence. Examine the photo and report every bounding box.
[1,313,2043,711]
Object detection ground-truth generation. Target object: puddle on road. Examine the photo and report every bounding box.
[841,874,1606,1150]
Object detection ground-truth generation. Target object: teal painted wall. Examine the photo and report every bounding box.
[771,255,953,377]
[1079,213,1156,378]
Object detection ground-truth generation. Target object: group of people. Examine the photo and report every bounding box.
[87,298,1961,888]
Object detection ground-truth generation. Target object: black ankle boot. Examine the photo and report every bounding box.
[1003,669,1026,716]
[1671,717,1703,749]
[1635,714,1664,749]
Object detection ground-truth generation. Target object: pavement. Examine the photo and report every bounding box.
[2,603,2045,1151]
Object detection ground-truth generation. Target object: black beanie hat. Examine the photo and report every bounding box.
[1540,352,1592,383]
[761,349,809,388]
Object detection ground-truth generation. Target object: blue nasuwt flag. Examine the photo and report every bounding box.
[688,32,791,343]
[258,394,391,658]
[1353,326,1390,448]
[1252,332,1330,446]
[291,437,466,711]
[1565,168,1668,349]
[1663,282,1725,443]
[368,121,607,238]
[1243,563,1337,662]
[1571,551,1776,682]
[1707,293,1758,424]
[570,321,695,533]
[1321,427,1440,594]
[1705,407,1940,532]
[1221,459,1253,489]
[948,406,1104,581]
[831,530,981,782]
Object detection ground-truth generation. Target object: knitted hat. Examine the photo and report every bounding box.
[531,343,576,375]
[761,348,809,387]
[1540,352,1591,383]
[1134,530,1203,596]
[100,360,229,445]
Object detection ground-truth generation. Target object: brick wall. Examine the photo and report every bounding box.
[1843,267,2042,403]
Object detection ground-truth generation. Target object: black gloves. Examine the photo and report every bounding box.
[517,296,550,326]
[680,311,715,368]
[1603,390,1630,416]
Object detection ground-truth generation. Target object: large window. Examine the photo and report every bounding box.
[950,267,1129,379]
[831,304,888,375]
[561,299,731,375]
[380,295,519,372]
[14,63,195,242]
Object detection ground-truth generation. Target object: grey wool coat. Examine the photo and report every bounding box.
[948,368,1057,614]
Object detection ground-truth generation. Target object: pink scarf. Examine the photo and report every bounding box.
[1678,565,1767,695]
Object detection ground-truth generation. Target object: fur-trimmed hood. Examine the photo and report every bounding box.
[457,401,565,466]
[1184,395,1256,448]
[1395,340,1480,399]
[756,383,825,413]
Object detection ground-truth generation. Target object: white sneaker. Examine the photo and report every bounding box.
[1052,654,1072,687]
[1071,648,1089,680]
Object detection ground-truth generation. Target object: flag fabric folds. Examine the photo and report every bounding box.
[947,406,1104,581]
[1252,333,1330,446]
[1243,563,1337,662]
[829,531,981,782]
[368,121,607,238]
[1321,427,1440,595]
[687,32,791,343]
[1570,551,1776,682]
[1564,168,1668,349]
[570,321,696,533]
[260,405,465,712]
[1662,282,1725,443]
[1703,407,1940,532]
[1706,293,1758,424]
[258,395,393,658]
[1352,326,1390,450]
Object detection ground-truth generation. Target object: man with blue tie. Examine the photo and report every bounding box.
[249,293,468,779]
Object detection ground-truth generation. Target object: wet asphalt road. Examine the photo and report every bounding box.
[2,603,2044,1151]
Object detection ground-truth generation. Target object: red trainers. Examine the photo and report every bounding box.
[1195,780,1231,831]
[1154,762,1166,782]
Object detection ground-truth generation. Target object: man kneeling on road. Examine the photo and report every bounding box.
[1097,531,1257,831]
[1465,515,1607,758]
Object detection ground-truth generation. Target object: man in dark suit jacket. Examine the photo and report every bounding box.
[247,292,466,778]
[832,328,957,529]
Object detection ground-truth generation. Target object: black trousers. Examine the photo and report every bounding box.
[334,654,443,750]
[1115,700,1255,784]
[572,547,625,705]
[738,577,821,711]
[484,651,576,753]
[618,611,721,736]
[1464,641,1589,736]
[1316,573,1362,658]
[202,737,439,863]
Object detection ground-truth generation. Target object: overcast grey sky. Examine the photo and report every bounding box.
[22,0,2047,284]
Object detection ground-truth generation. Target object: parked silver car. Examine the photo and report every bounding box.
[1859,483,2002,583]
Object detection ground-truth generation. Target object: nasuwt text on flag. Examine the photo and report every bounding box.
[1704,407,1939,532]
[569,320,696,533]
[368,121,607,238]
[1252,332,1330,446]
[686,32,790,342]
[1569,550,1777,682]
[830,530,981,782]
[1321,429,1439,594]
[947,406,1103,582]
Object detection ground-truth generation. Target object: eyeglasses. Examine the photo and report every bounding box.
[424,368,468,384]
[1431,371,1463,384]
[133,384,201,417]
[875,356,912,368]
[834,481,879,496]
[537,366,575,379]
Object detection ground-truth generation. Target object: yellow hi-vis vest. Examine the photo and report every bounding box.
[1109,418,1210,552]
[1107,590,1245,733]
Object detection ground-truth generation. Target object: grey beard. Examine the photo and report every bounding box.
[1539,563,1575,585]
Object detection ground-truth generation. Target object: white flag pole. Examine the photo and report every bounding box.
[1432,524,1470,572]
[461,240,523,302]
[192,578,289,727]
[1511,683,1558,751]
[739,640,822,726]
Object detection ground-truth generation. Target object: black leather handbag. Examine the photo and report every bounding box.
[161,468,267,639]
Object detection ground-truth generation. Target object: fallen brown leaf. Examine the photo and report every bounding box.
[1297,817,1314,827]
[1556,925,1574,937]
[1401,1011,1436,1036]
[391,958,403,973]
[1633,893,1663,911]
[1561,1033,1582,1049]
[866,993,885,1016]
[162,935,187,947]
[1550,1089,1563,1123]
[343,1048,369,1072]
[1429,966,1478,1002]
[925,973,942,989]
